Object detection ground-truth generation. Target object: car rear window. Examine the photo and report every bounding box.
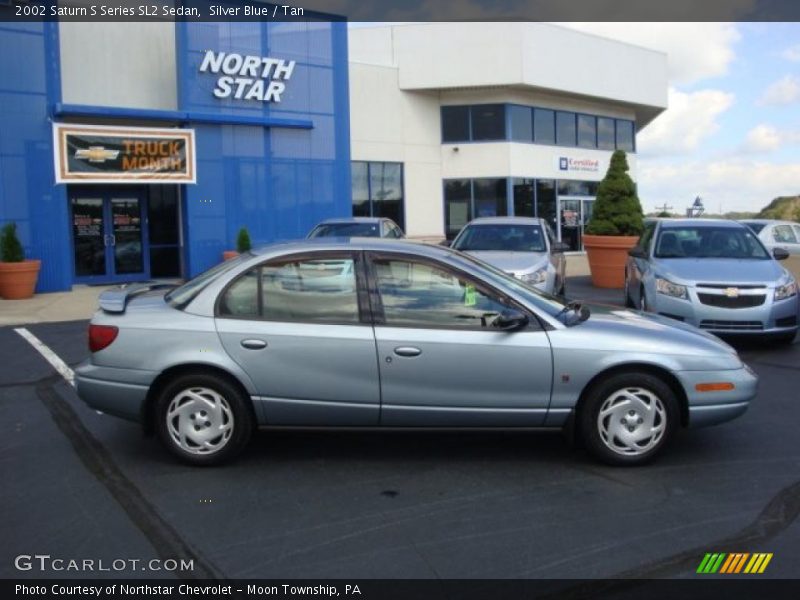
[166,254,249,309]
[308,223,381,238]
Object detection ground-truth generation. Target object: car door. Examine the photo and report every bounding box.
[215,251,380,425]
[628,220,657,305]
[366,252,553,426]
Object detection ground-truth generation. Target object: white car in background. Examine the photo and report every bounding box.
[740,219,800,256]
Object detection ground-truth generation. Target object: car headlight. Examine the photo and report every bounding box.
[775,280,797,301]
[520,269,547,285]
[655,277,688,300]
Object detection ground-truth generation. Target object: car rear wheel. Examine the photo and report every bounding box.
[578,372,679,466]
[155,373,254,466]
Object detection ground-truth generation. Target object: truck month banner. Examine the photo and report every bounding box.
[54,123,196,184]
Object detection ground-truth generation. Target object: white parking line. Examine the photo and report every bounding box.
[14,327,75,387]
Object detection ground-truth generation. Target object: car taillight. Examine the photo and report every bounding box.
[88,324,119,353]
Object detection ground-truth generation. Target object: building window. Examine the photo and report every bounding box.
[512,178,535,217]
[351,161,405,230]
[509,105,533,142]
[616,119,635,152]
[147,185,181,278]
[556,111,576,146]
[577,114,597,149]
[351,162,370,217]
[444,179,472,238]
[597,117,615,150]
[533,108,556,145]
[536,179,557,232]
[444,178,508,238]
[442,106,471,142]
[473,178,508,219]
[471,104,506,141]
[558,180,599,197]
[440,104,636,153]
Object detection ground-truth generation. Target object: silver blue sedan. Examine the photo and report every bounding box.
[76,239,757,466]
[625,219,798,343]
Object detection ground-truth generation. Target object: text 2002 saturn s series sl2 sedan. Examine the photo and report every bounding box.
[75,239,757,466]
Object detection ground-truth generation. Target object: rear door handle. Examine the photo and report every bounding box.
[394,346,421,357]
[240,339,267,350]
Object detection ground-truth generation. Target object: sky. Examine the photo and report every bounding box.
[560,22,800,215]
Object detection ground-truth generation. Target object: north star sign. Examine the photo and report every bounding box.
[199,50,295,103]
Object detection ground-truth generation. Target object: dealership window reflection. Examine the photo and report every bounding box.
[351,161,405,231]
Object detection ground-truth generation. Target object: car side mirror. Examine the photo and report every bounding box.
[491,308,529,331]
[552,241,570,253]
[772,247,790,261]
[628,247,648,259]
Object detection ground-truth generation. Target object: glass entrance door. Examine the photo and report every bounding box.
[70,189,149,284]
[557,196,594,251]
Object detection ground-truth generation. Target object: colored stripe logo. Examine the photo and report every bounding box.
[697,552,773,574]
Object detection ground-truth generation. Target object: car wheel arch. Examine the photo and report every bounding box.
[571,363,689,434]
[142,364,257,435]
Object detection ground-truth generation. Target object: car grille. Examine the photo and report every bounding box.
[699,320,763,331]
[697,293,766,308]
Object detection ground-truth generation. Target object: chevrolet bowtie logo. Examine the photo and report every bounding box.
[75,146,120,163]
[724,288,740,298]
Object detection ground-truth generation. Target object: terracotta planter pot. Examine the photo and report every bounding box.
[222,250,239,261]
[0,259,41,299]
[582,235,639,289]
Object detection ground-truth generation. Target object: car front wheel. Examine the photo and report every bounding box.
[155,373,254,466]
[578,372,679,466]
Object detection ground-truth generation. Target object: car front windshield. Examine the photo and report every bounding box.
[453,224,546,253]
[654,226,770,260]
[309,223,380,238]
[166,254,249,308]
[448,250,569,318]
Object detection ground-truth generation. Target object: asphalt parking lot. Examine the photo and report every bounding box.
[1,275,799,582]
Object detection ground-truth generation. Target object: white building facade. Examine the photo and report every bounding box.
[348,22,669,249]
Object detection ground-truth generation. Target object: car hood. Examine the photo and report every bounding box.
[572,303,740,360]
[655,258,786,286]
[465,251,548,273]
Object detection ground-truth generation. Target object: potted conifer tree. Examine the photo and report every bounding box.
[223,227,252,261]
[0,222,41,299]
[582,150,644,288]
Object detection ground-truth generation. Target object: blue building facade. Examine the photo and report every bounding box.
[0,15,351,293]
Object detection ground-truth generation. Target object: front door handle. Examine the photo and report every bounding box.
[240,339,267,350]
[394,346,421,357]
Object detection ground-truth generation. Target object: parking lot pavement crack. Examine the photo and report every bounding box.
[531,478,800,598]
[34,378,226,581]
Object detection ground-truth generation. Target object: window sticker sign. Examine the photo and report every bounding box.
[54,124,196,184]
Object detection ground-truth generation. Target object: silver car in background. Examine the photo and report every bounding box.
[625,218,798,343]
[450,217,568,295]
[740,219,800,256]
[75,239,757,467]
[308,217,405,239]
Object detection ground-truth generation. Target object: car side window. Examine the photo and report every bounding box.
[638,222,656,254]
[773,225,798,244]
[218,256,361,324]
[371,257,514,329]
[218,268,259,317]
[793,225,800,242]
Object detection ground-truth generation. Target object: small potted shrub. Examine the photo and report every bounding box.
[0,222,41,299]
[583,150,645,289]
[223,227,252,261]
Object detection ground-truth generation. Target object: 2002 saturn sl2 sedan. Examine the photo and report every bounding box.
[75,239,758,466]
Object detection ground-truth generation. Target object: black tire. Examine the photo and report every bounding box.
[639,286,649,312]
[578,371,679,466]
[155,372,254,466]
